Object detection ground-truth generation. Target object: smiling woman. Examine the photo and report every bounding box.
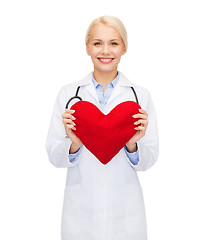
[45,15,159,240]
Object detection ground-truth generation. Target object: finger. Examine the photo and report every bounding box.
[62,118,71,125]
[134,119,148,126]
[138,108,148,115]
[132,113,148,119]
[63,110,75,117]
[134,125,146,131]
[66,124,76,130]
[62,113,76,120]
[62,118,76,126]
[66,109,75,114]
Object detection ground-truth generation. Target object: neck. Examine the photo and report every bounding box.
[93,68,118,87]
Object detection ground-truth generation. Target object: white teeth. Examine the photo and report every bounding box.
[99,58,113,62]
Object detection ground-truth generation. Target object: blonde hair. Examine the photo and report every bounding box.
[85,15,128,51]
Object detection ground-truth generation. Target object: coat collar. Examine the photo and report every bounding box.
[77,71,134,87]
[76,71,134,111]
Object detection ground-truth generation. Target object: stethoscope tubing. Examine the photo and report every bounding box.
[65,86,139,110]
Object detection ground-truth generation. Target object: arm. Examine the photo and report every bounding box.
[45,87,82,168]
[68,145,83,163]
[126,91,159,171]
[124,144,139,165]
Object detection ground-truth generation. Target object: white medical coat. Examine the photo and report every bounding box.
[45,71,159,240]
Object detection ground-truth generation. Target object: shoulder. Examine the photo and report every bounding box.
[131,83,153,112]
[131,82,151,97]
[120,72,154,111]
[60,82,79,96]
[120,72,152,100]
[59,72,92,97]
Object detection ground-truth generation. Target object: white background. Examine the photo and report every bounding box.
[0,0,215,239]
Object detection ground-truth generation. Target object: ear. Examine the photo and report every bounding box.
[86,44,90,56]
[122,46,127,56]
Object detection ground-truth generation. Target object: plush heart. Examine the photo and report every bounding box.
[71,101,141,165]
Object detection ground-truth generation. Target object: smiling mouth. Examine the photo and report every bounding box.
[97,58,115,64]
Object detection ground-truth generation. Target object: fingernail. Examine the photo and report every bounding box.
[71,110,75,113]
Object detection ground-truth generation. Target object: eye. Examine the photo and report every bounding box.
[111,42,118,45]
[94,42,101,46]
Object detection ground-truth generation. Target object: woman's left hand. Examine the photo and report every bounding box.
[126,108,149,147]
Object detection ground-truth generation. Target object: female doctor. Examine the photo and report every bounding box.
[45,15,159,240]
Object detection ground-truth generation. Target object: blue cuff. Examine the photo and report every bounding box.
[68,146,81,163]
[124,144,139,165]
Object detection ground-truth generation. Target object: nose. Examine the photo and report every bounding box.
[101,43,110,55]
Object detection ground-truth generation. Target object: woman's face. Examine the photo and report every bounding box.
[86,23,126,74]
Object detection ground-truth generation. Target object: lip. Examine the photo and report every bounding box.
[97,58,115,64]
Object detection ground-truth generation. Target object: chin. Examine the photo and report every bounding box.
[96,68,117,74]
[95,64,118,72]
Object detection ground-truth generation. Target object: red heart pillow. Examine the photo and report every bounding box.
[71,101,141,165]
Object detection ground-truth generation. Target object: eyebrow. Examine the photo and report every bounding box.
[92,39,120,41]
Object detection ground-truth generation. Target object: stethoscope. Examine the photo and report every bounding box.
[65,86,139,110]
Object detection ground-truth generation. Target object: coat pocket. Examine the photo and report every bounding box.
[61,184,81,238]
[125,183,147,238]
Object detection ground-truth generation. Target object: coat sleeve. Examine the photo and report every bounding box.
[127,89,159,171]
[45,87,81,168]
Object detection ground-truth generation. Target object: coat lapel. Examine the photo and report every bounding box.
[77,72,100,107]
[106,72,133,107]
[77,71,134,110]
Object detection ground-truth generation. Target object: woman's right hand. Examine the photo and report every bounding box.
[62,109,83,150]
